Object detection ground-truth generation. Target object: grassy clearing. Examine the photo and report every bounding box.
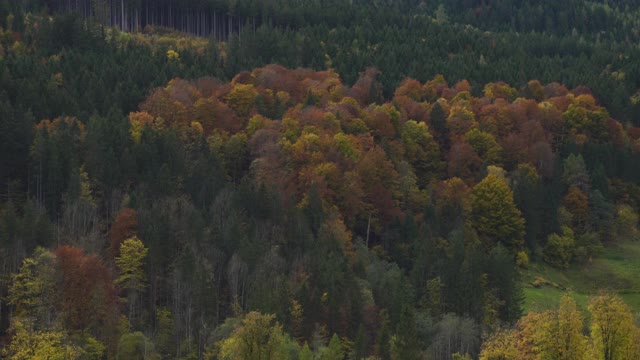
[522,241,640,316]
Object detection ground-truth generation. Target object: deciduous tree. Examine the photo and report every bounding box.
[470,174,525,250]
[544,226,575,269]
[401,120,443,187]
[588,294,636,360]
[4,319,80,360]
[115,237,148,326]
[109,208,138,257]
[479,329,518,360]
[216,312,287,360]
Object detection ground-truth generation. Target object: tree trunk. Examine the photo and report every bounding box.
[120,0,124,31]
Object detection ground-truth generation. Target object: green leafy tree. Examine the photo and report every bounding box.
[300,343,314,360]
[116,236,148,293]
[321,334,344,360]
[73,333,106,360]
[8,248,57,327]
[544,226,575,269]
[115,236,148,326]
[401,120,443,187]
[216,312,287,360]
[470,174,525,250]
[116,332,160,360]
[4,318,80,360]
[615,205,640,241]
[464,129,503,166]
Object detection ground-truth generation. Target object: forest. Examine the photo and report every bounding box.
[1,1,640,359]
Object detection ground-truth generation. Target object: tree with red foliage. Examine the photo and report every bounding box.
[109,208,138,257]
[54,246,119,336]
[350,68,383,106]
[447,142,483,183]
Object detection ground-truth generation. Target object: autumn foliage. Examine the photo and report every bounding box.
[109,208,138,257]
[8,246,119,355]
[133,66,634,246]
[7,63,640,359]
[54,246,119,331]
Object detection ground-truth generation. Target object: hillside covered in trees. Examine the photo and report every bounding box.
[2,1,640,359]
[3,0,640,122]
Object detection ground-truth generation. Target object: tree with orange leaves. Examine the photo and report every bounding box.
[54,246,119,333]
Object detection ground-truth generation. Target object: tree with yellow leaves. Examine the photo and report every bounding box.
[115,236,148,327]
[465,128,503,166]
[588,294,636,360]
[215,312,287,360]
[516,294,587,360]
[481,294,587,360]
[544,226,576,269]
[4,319,81,360]
[166,49,180,62]
[470,174,525,250]
[556,294,587,360]
[504,293,640,360]
[479,328,519,360]
[401,120,443,188]
[7,248,57,327]
[225,83,258,117]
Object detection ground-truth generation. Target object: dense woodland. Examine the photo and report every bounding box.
[2,1,640,359]
[3,0,640,122]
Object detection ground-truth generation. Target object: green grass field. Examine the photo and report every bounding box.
[522,241,640,316]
